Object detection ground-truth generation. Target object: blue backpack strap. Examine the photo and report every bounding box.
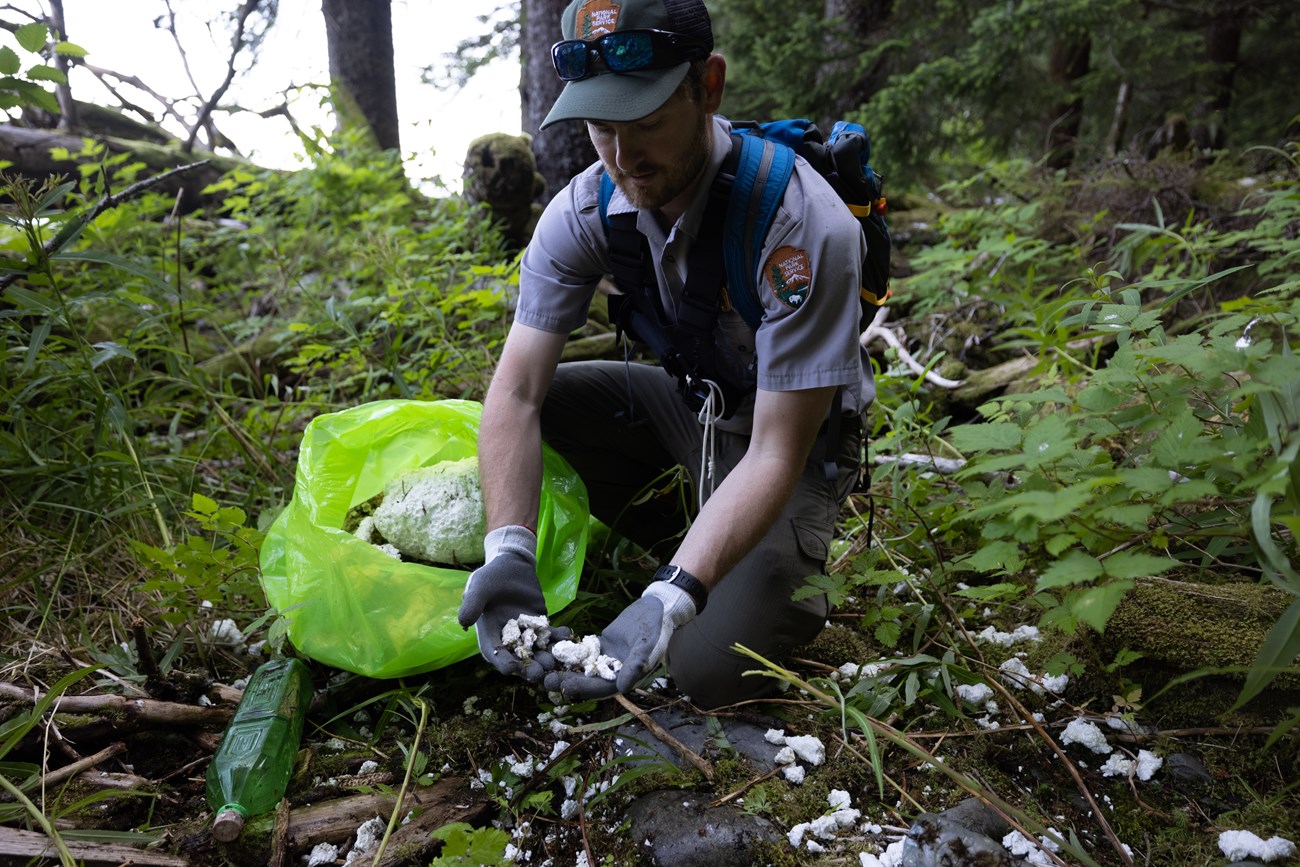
[598,171,616,228]
[722,132,796,331]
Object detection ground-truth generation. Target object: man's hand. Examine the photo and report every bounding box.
[544,580,697,700]
[458,525,569,683]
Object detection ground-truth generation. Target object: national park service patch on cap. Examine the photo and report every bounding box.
[577,0,621,37]
[764,245,812,309]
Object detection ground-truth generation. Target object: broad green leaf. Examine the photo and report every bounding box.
[1101,551,1177,579]
[1035,550,1104,590]
[1021,414,1074,466]
[25,64,65,83]
[1069,581,1133,632]
[14,22,48,52]
[192,492,219,515]
[875,620,902,648]
[953,582,1023,601]
[54,41,88,58]
[962,540,1022,574]
[1044,533,1078,557]
[0,47,20,76]
[1117,466,1175,495]
[948,421,1022,452]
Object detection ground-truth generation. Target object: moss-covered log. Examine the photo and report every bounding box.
[0,123,254,211]
[1083,578,1300,722]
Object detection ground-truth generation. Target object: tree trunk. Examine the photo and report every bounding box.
[1193,1,1242,150]
[321,0,400,152]
[820,0,893,123]
[520,0,597,201]
[1043,36,1091,171]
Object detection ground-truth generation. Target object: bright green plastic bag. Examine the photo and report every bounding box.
[260,399,588,679]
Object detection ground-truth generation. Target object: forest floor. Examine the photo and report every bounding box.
[3,552,1299,867]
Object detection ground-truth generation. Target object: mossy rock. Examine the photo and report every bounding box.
[462,132,545,249]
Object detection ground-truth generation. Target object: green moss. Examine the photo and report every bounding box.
[797,623,874,668]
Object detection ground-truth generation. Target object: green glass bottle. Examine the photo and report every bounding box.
[205,657,313,842]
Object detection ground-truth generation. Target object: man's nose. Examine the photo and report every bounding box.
[614,131,644,171]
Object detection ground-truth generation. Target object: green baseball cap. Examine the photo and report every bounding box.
[540,0,714,129]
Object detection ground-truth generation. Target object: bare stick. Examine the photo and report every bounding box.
[613,693,713,782]
[861,306,966,388]
[707,764,782,807]
[27,742,126,791]
[0,682,231,726]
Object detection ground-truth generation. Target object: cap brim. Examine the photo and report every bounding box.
[540,63,690,130]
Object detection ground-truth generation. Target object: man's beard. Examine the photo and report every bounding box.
[610,112,711,212]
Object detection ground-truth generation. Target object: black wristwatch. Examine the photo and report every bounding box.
[654,564,708,613]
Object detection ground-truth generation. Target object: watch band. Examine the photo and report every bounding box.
[653,564,708,613]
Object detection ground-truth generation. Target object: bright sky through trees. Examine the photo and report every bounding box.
[55,0,521,189]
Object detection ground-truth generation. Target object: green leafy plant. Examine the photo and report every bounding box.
[0,22,86,119]
[429,821,512,866]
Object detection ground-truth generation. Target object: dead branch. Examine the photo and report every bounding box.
[33,741,126,791]
[0,682,231,725]
[861,306,966,388]
[614,693,714,782]
[184,0,260,154]
[238,775,490,864]
[0,826,187,866]
[79,62,191,132]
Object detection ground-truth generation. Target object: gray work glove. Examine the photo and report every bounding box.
[457,525,569,683]
[543,580,697,700]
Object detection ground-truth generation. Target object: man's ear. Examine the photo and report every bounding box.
[701,54,726,114]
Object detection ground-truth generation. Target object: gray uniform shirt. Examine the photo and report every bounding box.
[516,116,875,434]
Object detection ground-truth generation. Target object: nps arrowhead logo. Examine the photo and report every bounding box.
[577,1,621,38]
[764,246,813,310]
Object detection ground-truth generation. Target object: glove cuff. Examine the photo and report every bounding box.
[484,525,538,565]
[642,579,698,626]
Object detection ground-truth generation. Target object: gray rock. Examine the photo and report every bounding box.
[625,789,784,866]
[901,813,1013,867]
[613,706,784,772]
[1165,752,1213,787]
[935,798,1013,842]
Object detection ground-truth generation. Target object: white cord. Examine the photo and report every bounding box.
[695,379,725,510]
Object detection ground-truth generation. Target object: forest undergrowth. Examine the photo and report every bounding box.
[2,134,1300,866]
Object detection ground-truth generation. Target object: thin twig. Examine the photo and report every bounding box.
[981,670,1135,867]
[184,0,259,153]
[28,742,125,792]
[613,693,713,782]
[707,764,783,807]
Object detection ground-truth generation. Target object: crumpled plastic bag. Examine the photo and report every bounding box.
[259,399,588,679]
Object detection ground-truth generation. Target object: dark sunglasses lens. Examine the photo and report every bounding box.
[601,32,656,71]
[553,41,589,80]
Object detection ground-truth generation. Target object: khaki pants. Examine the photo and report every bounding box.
[540,360,863,708]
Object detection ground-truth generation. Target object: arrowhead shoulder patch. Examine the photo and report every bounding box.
[764,245,812,310]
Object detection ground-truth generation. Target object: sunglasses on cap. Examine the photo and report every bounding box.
[551,29,708,82]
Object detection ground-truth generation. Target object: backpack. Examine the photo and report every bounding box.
[598,117,891,419]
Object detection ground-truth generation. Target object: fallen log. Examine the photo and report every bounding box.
[0,123,250,211]
[0,682,232,726]
[0,826,188,866]
[211,775,491,866]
